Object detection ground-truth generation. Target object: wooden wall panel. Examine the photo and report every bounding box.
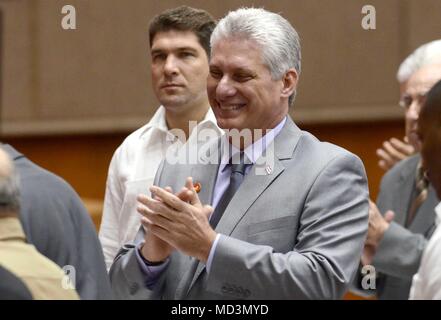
[1,0,439,135]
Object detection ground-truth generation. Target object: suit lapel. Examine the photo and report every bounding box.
[173,139,221,299]
[186,157,286,293]
[395,157,418,226]
[408,185,438,235]
[216,117,301,236]
[190,164,219,206]
[185,117,302,295]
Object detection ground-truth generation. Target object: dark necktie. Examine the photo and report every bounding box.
[406,161,429,227]
[210,152,249,228]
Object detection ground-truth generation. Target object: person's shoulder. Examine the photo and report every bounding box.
[298,130,361,164]
[19,157,80,200]
[118,122,152,151]
[111,116,163,165]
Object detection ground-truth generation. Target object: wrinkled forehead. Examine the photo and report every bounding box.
[151,30,202,50]
[210,37,265,65]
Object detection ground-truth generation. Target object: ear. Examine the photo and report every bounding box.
[280,68,298,99]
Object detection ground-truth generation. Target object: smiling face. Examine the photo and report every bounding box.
[207,37,297,134]
[150,30,209,113]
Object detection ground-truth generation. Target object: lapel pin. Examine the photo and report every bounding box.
[265,165,273,175]
[193,182,202,193]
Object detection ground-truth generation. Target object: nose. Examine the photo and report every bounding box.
[216,76,236,100]
[407,99,421,120]
[164,55,179,76]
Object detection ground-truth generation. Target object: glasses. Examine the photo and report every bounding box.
[398,92,428,110]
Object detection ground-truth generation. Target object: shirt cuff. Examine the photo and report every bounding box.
[206,234,221,274]
[135,242,170,289]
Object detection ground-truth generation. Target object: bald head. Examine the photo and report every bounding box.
[0,147,20,217]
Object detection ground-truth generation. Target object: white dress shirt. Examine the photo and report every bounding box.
[409,202,441,299]
[99,106,220,270]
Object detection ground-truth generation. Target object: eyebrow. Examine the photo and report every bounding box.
[209,64,254,73]
[151,47,198,54]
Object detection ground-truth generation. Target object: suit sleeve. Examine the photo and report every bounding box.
[206,153,369,299]
[373,176,428,278]
[108,160,168,299]
[108,236,166,300]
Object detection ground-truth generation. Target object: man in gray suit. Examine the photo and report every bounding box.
[110,8,369,300]
[1,143,112,300]
[361,63,441,299]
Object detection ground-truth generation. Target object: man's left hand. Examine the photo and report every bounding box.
[137,177,216,263]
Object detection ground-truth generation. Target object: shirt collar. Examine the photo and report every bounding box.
[140,106,168,136]
[220,116,287,171]
[139,106,219,138]
[435,202,441,226]
[0,217,27,242]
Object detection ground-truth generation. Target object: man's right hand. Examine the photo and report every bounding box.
[138,184,200,262]
[137,185,194,263]
[376,137,415,171]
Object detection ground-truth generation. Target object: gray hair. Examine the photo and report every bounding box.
[397,39,441,83]
[0,162,20,216]
[211,7,301,106]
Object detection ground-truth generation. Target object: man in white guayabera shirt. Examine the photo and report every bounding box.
[99,6,221,270]
[410,79,441,299]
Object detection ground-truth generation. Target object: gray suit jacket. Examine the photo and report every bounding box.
[0,265,33,300]
[110,117,369,300]
[373,154,438,300]
[2,144,113,300]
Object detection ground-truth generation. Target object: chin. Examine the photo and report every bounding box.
[217,118,244,131]
[216,119,232,130]
[161,99,187,109]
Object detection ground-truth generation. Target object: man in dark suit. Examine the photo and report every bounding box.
[361,64,441,299]
[1,143,112,300]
